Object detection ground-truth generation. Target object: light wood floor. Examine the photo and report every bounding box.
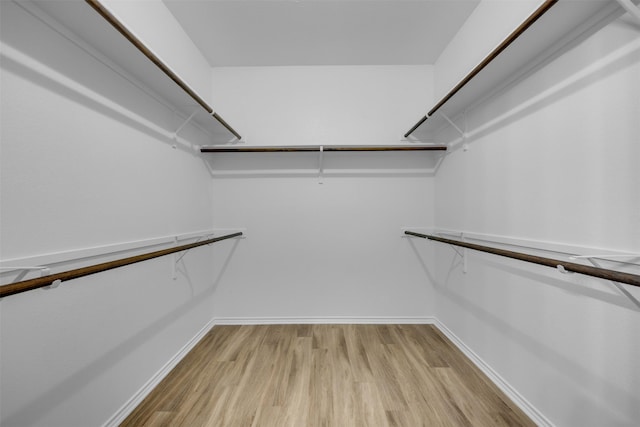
[120,324,534,427]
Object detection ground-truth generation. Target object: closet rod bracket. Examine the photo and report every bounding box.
[615,0,640,24]
[461,233,468,273]
[583,257,640,310]
[0,266,50,274]
[172,109,200,142]
[318,145,324,184]
[442,232,468,273]
[439,112,469,151]
[556,264,573,274]
[439,112,467,139]
[44,279,62,290]
[1,266,52,288]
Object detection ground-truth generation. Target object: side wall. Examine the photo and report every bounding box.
[434,0,540,100]
[101,0,213,103]
[208,66,438,321]
[432,10,640,427]
[0,2,222,426]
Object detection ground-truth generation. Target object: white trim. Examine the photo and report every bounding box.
[433,318,555,427]
[101,318,217,427]
[213,316,436,325]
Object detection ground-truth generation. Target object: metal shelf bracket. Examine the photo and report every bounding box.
[318,145,324,184]
[439,112,465,138]
[570,254,640,309]
[172,109,200,142]
[171,235,211,280]
[438,111,469,151]
[616,0,640,24]
[440,112,469,151]
[0,266,58,294]
[1,265,51,281]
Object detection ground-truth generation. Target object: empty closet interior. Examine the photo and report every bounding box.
[1,0,639,426]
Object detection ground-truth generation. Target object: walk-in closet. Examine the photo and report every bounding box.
[1,1,639,426]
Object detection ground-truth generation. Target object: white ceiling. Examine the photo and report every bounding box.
[163,0,480,67]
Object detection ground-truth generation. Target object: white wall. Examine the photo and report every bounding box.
[208,66,438,320]
[0,2,224,426]
[211,65,432,145]
[211,175,436,320]
[101,0,213,103]
[432,10,640,427]
[434,0,540,100]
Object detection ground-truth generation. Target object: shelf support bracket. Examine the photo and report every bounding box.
[440,233,467,274]
[1,266,52,285]
[461,233,468,274]
[173,109,200,141]
[172,234,218,280]
[577,256,640,310]
[616,0,640,24]
[318,145,324,184]
[439,112,466,139]
[440,112,469,151]
[171,237,179,280]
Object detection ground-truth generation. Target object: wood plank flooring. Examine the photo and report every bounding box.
[120,324,534,427]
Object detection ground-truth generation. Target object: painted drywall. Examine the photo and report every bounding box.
[100,0,212,103]
[0,2,223,426]
[432,10,640,427]
[211,175,436,320]
[434,0,540,100]
[211,65,433,145]
[208,65,438,319]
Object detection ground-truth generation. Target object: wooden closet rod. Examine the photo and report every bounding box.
[200,145,448,153]
[404,0,558,138]
[84,0,242,140]
[404,231,640,288]
[212,113,242,140]
[0,232,243,298]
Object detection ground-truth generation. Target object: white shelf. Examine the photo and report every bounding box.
[406,0,628,142]
[200,144,448,153]
[30,0,241,143]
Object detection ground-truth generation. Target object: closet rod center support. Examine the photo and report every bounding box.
[318,145,324,184]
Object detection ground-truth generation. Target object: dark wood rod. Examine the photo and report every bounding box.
[212,113,242,140]
[85,1,242,140]
[200,145,447,153]
[404,115,429,138]
[201,146,320,153]
[404,231,640,288]
[404,0,558,138]
[84,0,213,114]
[323,146,447,152]
[0,232,243,298]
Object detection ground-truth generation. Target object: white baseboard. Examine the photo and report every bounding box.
[104,315,551,427]
[101,318,217,427]
[432,318,554,427]
[213,316,437,325]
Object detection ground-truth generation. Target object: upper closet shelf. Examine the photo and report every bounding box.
[405,0,629,142]
[31,0,241,142]
[200,145,448,153]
